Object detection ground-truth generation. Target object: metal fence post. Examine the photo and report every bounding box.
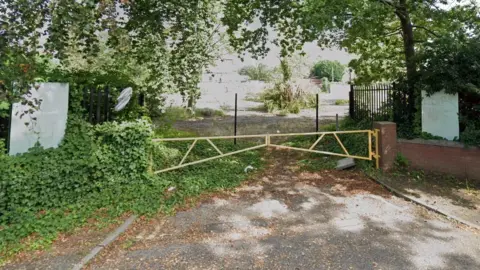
[336,114,339,131]
[104,86,110,122]
[349,85,355,119]
[316,93,319,139]
[96,87,102,124]
[234,93,238,145]
[89,87,94,124]
[5,103,13,154]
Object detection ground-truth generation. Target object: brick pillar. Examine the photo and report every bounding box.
[373,122,397,171]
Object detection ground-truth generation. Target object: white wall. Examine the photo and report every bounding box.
[421,90,459,140]
[9,83,69,155]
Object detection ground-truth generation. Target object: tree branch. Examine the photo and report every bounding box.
[382,27,402,37]
[413,25,440,37]
[376,0,398,9]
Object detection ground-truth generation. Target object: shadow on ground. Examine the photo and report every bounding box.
[86,150,480,270]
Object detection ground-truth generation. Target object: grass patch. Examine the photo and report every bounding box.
[334,99,349,105]
[195,108,225,118]
[246,104,268,112]
[244,93,263,103]
[278,119,378,171]
[0,125,264,265]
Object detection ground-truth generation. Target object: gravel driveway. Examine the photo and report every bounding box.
[88,150,480,270]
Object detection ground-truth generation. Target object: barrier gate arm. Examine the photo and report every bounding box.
[153,130,381,173]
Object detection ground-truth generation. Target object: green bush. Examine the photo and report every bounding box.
[0,117,263,260]
[283,117,374,170]
[460,127,480,147]
[310,60,345,82]
[321,77,331,92]
[335,99,349,105]
[0,117,154,220]
[0,139,6,158]
[395,153,409,168]
[261,82,316,114]
[238,64,274,82]
[195,108,224,118]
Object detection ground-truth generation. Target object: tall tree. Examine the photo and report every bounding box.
[0,0,225,111]
[223,0,479,109]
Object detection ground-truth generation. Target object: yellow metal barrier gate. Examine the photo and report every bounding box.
[153,130,380,174]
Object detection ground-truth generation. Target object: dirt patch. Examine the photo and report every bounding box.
[3,212,129,269]
[85,148,393,269]
[380,169,480,210]
[296,170,391,198]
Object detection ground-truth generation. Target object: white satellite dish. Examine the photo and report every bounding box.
[115,87,133,112]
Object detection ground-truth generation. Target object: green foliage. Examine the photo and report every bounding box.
[1,1,227,115]
[238,64,275,82]
[260,82,316,114]
[195,108,225,118]
[153,106,224,132]
[335,99,349,105]
[311,60,345,82]
[395,153,410,168]
[223,0,480,87]
[460,127,480,147]
[417,37,480,96]
[419,132,446,141]
[321,77,331,93]
[0,117,263,260]
[0,139,5,157]
[284,118,373,169]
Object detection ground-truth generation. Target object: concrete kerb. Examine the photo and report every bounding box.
[71,215,137,270]
[71,174,479,270]
[367,174,480,231]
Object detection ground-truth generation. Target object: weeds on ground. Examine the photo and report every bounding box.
[261,82,317,114]
[334,99,349,105]
[279,119,377,172]
[0,122,263,265]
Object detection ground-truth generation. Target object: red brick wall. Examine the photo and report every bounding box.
[397,139,480,182]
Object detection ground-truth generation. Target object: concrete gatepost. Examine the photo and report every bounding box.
[373,122,397,171]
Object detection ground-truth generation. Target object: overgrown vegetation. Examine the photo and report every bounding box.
[0,117,263,263]
[238,64,275,82]
[260,82,317,114]
[282,118,374,171]
[310,60,345,82]
[335,99,349,105]
[258,59,318,114]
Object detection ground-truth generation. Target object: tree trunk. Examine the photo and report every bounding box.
[395,0,417,126]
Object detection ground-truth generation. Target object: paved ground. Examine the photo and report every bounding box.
[375,171,480,229]
[86,151,480,270]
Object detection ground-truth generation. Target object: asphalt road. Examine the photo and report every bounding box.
[87,156,480,270]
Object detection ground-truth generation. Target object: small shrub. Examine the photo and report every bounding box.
[238,64,274,82]
[0,139,6,157]
[460,127,480,147]
[335,99,349,105]
[159,106,192,122]
[195,108,224,118]
[321,77,331,92]
[395,153,409,168]
[244,93,262,103]
[261,81,316,114]
[420,132,446,140]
